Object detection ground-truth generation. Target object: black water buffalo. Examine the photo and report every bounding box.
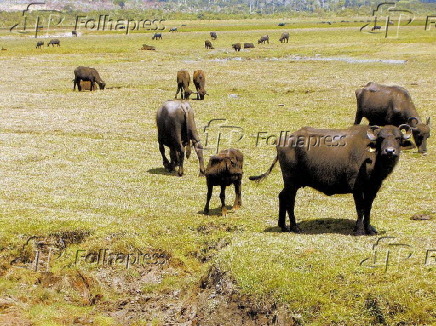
[48,39,60,47]
[210,32,217,40]
[232,43,241,52]
[169,27,178,32]
[354,82,431,154]
[156,100,205,176]
[152,33,162,40]
[258,35,269,44]
[279,32,289,43]
[72,30,77,37]
[193,70,207,100]
[204,149,243,216]
[244,43,255,49]
[175,70,193,100]
[73,66,106,91]
[205,40,214,49]
[250,124,412,235]
[36,41,44,49]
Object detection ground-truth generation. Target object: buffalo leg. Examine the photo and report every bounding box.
[175,86,181,99]
[176,146,185,176]
[353,109,362,125]
[278,186,299,232]
[363,191,377,235]
[193,141,205,176]
[220,185,227,216]
[168,148,177,172]
[353,192,365,235]
[204,183,213,215]
[158,143,170,171]
[77,79,82,91]
[232,180,242,210]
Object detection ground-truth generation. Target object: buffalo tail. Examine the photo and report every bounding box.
[249,156,278,182]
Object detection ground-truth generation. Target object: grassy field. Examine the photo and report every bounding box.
[0,19,435,325]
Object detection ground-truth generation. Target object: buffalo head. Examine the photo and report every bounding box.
[408,117,430,154]
[99,82,106,90]
[367,125,412,158]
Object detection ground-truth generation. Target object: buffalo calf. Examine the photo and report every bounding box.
[279,32,289,43]
[244,43,255,49]
[36,41,44,49]
[210,32,217,40]
[232,43,241,52]
[258,35,269,44]
[204,149,243,216]
[205,40,214,49]
[152,33,162,40]
[48,39,60,47]
[175,70,193,100]
[193,70,207,100]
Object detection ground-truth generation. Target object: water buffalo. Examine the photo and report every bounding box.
[152,33,162,40]
[354,82,431,154]
[72,30,77,37]
[175,70,193,100]
[193,70,206,100]
[258,35,269,44]
[169,27,178,32]
[204,149,243,216]
[244,43,255,49]
[279,32,289,43]
[156,100,205,176]
[36,41,44,49]
[48,39,60,47]
[232,43,241,52]
[205,40,214,49]
[250,124,412,235]
[73,66,106,91]
[210,32,217,40]
[140,44,156,50]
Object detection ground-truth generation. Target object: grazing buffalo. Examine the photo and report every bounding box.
[169,27,178,32]
[152,33,162,40]
[244,43,255,49]
[371,25,381,31]
[175,70,193,100]
[204,149,243,216]
[279,32,289,43]
[48,39,60,47]
[210,32,217,40]
[156,100,205,176]
[232,43,241,52]
[36,41,44,49]
[258,35,269,44]
[140,44,156,50]
[205,40,214,49]
[73,66,106,91]
[72,30,77,37]
[354,82,431,154]
[250,124,412,235]
[193,70,207,100]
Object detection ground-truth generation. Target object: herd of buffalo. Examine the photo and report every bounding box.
[155,81,430,236]
[69,30,430,236]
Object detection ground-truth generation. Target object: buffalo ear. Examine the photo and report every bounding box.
[399,124,412,140]
[367,125,380,141]
[426,117,431,126]
[408,117,419,127]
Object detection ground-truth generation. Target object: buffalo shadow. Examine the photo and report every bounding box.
[264,218,382,235]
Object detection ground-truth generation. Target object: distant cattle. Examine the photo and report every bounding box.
[371,25,381,31]
[250,124,412,235]
[175,70,193,100]
[278,23,286,26]
[48,39,60,47]
[232,43,241,52]
[169,27,178,32]
[73,66,106,91]
[354,82,431,154]
[156,100,205,176]
[36,41,44,49]
[204,149,244,216]
[141,44,156,50]
[258,35,269,44]
[72,30,77,37]
[244,43,255,49]
[152,33,162,40]
[279,32,289,43]
[193,70,206,100]
[210,32,217,40]
[205,40,214,49]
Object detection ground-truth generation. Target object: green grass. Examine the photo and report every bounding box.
[0,19,435,325]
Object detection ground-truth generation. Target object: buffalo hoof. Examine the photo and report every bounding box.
[365,226,378,235]
[232,204,240,210]
[204,208,209,215]
[177,168,184,176]
[221,207,227,217]
[354,229,365,236]
[290,225,301,233]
